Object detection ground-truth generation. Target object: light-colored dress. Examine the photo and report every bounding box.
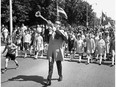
[75,39,84,54]
[35,35,43,51]
[86,38,95,54]
[96,39,106,55]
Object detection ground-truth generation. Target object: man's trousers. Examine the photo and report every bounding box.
[47,59,62,81]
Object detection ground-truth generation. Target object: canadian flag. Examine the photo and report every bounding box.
[101,12,108,26]
[57,6,68,19]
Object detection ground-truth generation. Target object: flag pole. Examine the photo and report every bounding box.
[10,0,13,42]
[56,0,59,21]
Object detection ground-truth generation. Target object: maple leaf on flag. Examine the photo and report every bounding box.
[101,12,108,26]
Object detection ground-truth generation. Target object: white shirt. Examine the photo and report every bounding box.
[23,34,31,43]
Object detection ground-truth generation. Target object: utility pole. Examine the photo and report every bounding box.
[10,0,13,42]
[86,4,88,28]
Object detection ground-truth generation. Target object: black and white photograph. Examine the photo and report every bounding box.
[1,0,115,87]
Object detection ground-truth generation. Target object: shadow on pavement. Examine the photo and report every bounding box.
[6,75,48,86]
[7,75,59,87]
[2,75,59,87]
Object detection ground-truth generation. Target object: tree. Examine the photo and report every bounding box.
[2,0,114,32]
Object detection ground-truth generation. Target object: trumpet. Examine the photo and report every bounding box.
[35,11,53,26]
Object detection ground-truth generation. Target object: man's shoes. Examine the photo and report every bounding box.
[44,80,51,86]
[58,76,63,81]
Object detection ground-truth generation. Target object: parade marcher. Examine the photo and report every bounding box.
[94,32,100,60]
[2,36,19,73]
[109,34,115,66]
[15,33,22,56]
[21,24,27,51]
[96,33,106,65]
[34,32,43,59]
[104,31,110,60]
[29,29,35,55]
[68,33,75,61]
[23,30,31,58]
[35,11,68,86]
[45,21,68,86]
[2,25,9,43]
[86,33,95,64]
[64,32,69,57]
[75,34,84,63]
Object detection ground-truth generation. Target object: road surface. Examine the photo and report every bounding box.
[1,50,115,87]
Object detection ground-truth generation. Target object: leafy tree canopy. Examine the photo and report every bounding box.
[1,0,115,31]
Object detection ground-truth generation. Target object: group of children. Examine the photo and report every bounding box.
[65,30,115,66]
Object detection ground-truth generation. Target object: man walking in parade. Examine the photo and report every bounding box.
[44,21,68,86]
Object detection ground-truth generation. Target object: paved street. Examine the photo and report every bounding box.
[1,50,115,87]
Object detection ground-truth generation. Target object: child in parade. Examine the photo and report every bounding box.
[96,33,106,65]
[2,36,19,73]
[2,26,9,43]
[34,32,43,59]
[94,32,100,61]
[23,30,31,58]
[86,33,95,64]
[68,33,75,61]
[104,31,110,60]
[75,34,84,63]
[110,34,115,66]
